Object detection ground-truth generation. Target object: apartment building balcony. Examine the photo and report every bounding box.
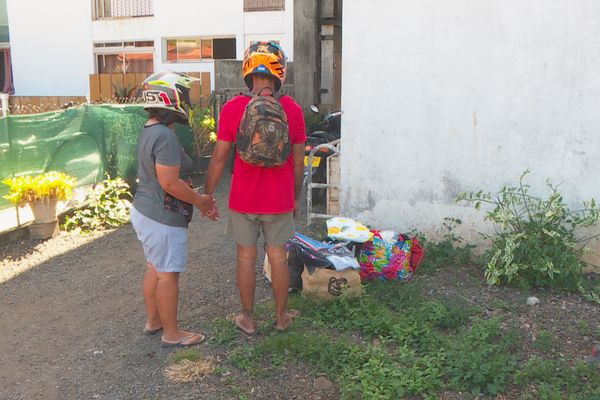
[93,0,153,20]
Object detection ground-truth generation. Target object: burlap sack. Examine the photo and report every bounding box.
[301,267,362,300]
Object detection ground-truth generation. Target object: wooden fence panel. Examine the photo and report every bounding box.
[99,74,112,101]
[188,72,202,105]
[89,75,101,102]
[88,72,211,104]
[201,73,211,104]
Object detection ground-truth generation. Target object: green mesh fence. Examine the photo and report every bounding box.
[0,104,194,210]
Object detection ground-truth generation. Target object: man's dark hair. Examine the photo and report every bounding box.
[147,108,188,125]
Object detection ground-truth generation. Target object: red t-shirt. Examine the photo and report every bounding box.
[218,94,307,214]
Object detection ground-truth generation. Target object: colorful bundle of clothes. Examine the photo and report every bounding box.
[358,230,424,282]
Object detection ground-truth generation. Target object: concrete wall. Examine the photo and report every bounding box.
[0,0,8,26]
[214,60,294,94]
[7,0,295,95]
[7,0,93,95]
[293,0,317,109]
[341,1,600,260]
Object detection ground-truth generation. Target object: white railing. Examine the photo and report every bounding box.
[94,0,153,19]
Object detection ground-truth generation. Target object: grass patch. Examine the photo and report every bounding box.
[578,319,593,336]
[416,217,477,274]
[210,318,238,346]
[533,330,554,352]
[218,277,600,399]
[515,357,600,400]
[211,224,600,398]
[169,348,201,364]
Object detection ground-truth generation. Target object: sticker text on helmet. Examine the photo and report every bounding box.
[143,90,173,106]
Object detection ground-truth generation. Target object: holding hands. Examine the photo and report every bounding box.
[195,193,220,221]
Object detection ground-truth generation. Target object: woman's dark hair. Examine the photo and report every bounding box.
[147,108,188,125]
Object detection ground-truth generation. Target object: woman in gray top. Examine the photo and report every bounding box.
[131,71,216,348]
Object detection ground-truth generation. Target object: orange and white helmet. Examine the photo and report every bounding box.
[242,41,287,91]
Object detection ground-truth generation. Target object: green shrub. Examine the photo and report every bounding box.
[63,177,131,232]
[457,170,600,292]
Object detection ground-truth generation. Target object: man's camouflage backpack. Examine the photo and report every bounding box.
[236,88,291,167]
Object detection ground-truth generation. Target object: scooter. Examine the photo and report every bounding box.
[304,106,342,205]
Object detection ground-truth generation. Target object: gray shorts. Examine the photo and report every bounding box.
[226,210,294,247]
[131,207,188,273]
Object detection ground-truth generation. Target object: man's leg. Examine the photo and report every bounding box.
[142,263,161,331]
[266,245,297,330]
[235,244,258,333]
[156,271,203,344]
[263,212,298,330]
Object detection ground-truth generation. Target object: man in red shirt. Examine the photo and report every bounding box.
[204,42,306,334]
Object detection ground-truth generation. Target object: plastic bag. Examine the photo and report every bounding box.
[327,217,374,243]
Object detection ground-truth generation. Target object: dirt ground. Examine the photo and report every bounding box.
[0,178,338,400]
[2,177,600,400]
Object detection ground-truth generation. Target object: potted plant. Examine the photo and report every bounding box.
[2,171,76,239]
[188,105,217,174]
[112,82,137,103]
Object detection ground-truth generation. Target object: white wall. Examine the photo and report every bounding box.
[244,7,295,61]
[7,0,93,95]
[341,0,600,251]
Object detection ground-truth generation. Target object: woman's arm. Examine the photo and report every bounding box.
[156,163,215,217]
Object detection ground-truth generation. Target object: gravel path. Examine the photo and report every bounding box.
[0,177,336,400]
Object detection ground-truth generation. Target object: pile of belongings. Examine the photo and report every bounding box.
[264,217,425,300]
[288,232,360,272]
[286,232,361,299]
[326,217,424,282]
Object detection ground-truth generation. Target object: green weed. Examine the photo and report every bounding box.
[515,356,600,399]
[533,330,554,352]
[444,318,519,395]
[417,218,477,274]
[169,348,201,364]
[210,318,238,346]
[577,319,592,336]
